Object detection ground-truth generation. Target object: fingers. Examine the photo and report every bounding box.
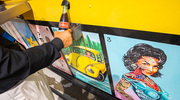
[67,29,72,33]
[53,30,73,48]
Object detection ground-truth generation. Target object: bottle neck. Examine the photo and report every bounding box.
[62,5,68,14]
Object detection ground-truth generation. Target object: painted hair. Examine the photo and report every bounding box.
[123,43,167,77]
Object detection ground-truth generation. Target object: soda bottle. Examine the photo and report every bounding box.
[58,0,70,32]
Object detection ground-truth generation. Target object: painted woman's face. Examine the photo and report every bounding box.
[136,56,159,76]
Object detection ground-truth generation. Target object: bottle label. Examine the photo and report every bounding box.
[59,22,69,28]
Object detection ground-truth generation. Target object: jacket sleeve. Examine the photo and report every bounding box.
[0,38,64,93]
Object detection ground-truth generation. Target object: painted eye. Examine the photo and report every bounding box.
[154,66,159,68]
[142,61,148,65]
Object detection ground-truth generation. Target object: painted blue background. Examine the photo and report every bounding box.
[104,34,180,100]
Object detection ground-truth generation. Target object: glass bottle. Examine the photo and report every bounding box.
[58,0,70,32]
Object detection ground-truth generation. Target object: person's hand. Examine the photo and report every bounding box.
[54,29,72,48]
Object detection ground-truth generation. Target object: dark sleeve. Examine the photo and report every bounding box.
[0,36,23,51]
[0,38,64,93]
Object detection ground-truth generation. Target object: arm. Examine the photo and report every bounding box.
[115,77,133,100]
[0,38,63,93]
[0,29,72,93]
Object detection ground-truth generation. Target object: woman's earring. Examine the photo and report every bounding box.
[131,64,137,70]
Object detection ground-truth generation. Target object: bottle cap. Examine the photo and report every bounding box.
[61,0,70,9]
